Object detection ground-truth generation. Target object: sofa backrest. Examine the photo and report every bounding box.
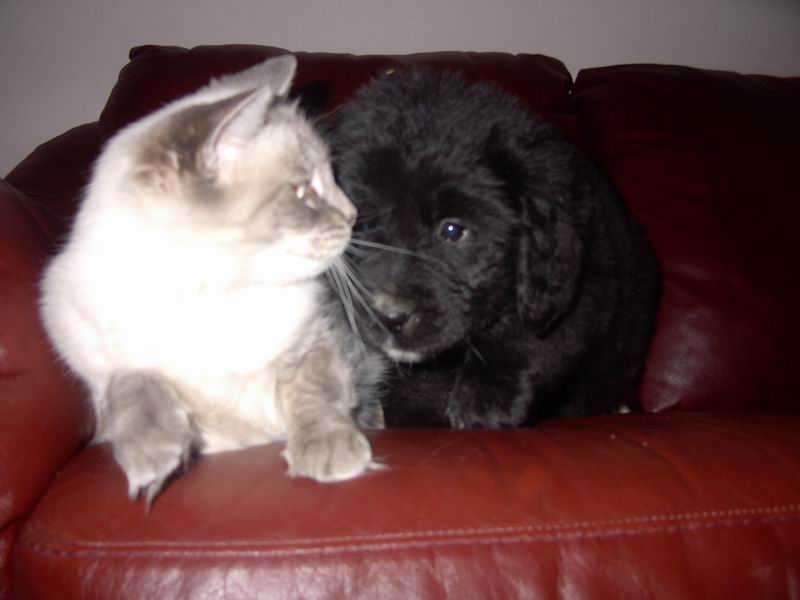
[572,66,800,413]
[6,44,799,415]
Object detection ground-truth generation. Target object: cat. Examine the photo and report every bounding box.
[39,55,385,506]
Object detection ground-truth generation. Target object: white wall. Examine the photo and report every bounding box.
[2,0,799,177]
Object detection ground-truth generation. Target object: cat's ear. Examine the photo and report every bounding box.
[142,55,298,184]
[153,89,266,181]
[199,55,298,175]
[214,54,297,99]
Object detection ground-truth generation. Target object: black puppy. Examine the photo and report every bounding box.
[326,69,660,428]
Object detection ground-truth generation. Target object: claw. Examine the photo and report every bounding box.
[143,479,166,512]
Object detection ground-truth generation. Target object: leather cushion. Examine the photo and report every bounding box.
[99,44,584,147]
[15,415,800,599]
[0,180,93,593]
[573,65,800,413]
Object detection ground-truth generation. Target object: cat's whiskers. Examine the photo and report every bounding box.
[343,244,371,259]
[326,260,366,356]
[337,255,377,301]
[335,255,393,339]
[327,257,413,378]
[348,238,427,260]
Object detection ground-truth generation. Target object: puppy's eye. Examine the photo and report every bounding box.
[440,221,468,242]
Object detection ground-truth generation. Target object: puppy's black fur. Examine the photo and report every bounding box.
[326,69,660,428]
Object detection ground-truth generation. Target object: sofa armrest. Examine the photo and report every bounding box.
[0,178,93,591]
[5,122,103,233]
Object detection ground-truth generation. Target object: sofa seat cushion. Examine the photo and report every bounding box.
[15,414,800,599]
[573,65,800,414]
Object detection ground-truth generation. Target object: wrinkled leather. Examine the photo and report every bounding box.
[2,44,799,599]
[572,65,800,413]
[0,180,93,596]
[14,416,800,599]
[100,45,577,142]
[5,122,103,229]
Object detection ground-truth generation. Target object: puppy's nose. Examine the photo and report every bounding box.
[378,308,410,334]
[372,292,414,334]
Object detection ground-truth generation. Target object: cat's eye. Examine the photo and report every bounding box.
[293,182,321,209]
[439,221,468,242]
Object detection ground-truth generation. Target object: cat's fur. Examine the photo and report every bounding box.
[39,55,384,505]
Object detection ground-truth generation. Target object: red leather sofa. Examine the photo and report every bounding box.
[2,45,799,599]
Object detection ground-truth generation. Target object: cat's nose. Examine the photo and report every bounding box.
[334,188,357,226]
[332,203,356,228]
[344,205,357,227]
[326,202,356,227]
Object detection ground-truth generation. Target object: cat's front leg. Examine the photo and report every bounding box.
[102,370,197,505]
[279,343,374,482]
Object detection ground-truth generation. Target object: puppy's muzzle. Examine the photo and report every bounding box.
[372,292,415,335]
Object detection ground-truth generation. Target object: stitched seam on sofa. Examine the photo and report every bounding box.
[21,503,800,555]
[19,513,800,559]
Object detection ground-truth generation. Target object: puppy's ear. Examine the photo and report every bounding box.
[516,194,583,335]
[483,128,584,336]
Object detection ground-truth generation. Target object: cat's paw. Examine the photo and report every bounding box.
[105,371,197,507]
[284,427,374,482]
[111,405,196,507]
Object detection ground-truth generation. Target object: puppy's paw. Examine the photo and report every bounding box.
[284,427,374,482]
[445,403,479,429]
[446,401,517,429]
